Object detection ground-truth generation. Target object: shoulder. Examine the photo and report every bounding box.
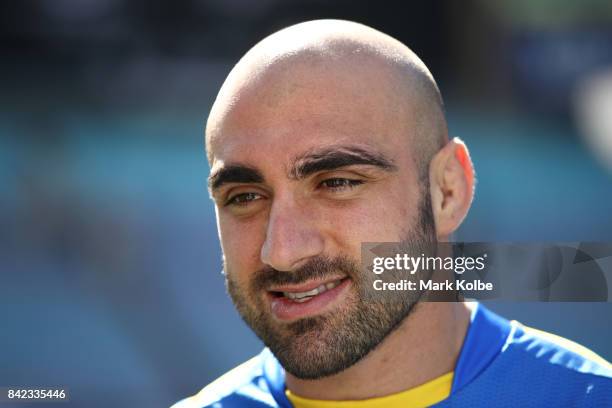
[444,307,611,407]
[171,353,278,408]
[506,320,612,379]
[473,320,612,406]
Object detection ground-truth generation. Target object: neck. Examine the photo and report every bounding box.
[285,301,472,400]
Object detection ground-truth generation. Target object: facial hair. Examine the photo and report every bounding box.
[225,190,436,379]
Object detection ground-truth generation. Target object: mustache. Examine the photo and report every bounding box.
[251,256,359,292]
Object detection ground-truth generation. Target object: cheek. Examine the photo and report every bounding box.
[218,215,266,281]
[321,188,420,245]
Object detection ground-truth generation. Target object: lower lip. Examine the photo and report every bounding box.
[269,279,351,321]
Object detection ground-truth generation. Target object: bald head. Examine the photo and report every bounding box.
[208,23,474,382]
[206,19,448,181]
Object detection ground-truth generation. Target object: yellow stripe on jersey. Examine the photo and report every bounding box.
[286,371,453,408]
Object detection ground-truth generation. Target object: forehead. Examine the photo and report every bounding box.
[207,56,416,171]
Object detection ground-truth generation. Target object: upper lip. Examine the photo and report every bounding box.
[267,275,348,293]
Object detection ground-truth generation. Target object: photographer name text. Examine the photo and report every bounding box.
[373,279,493,291]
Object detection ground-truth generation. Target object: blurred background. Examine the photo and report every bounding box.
[1,1,612,407]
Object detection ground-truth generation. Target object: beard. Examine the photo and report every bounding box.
[225,189,437,380]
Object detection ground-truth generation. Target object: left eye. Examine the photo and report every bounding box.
[319,178,364,190]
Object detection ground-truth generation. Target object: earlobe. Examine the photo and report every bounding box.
[429,137,474,239]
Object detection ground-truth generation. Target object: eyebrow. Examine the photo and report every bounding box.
[208,164,264,191]
[208,145,396,192]
[289,145,397,179]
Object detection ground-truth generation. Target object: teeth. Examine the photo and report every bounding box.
[326,281,339,290]
[283,279,342,301]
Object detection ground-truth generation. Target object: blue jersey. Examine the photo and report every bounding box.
[173,304,612,407]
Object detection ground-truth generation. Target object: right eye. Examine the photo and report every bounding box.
[225,192,263,207]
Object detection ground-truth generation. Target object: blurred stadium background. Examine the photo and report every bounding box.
[1,1,611,407]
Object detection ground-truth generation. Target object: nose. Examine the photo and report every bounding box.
[260,194,325,271]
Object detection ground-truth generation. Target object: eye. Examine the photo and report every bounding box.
[225,192,263,207]
[319,178,364,191]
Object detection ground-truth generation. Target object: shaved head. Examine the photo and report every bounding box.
[206,19,448,180]
[206,20,472,381]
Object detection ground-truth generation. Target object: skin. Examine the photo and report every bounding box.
[206,20,475,401]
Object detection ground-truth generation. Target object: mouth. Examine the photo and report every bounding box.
[273,278,346,302]
[267,277,351,321]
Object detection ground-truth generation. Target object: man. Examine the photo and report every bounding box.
[174,20,611,407]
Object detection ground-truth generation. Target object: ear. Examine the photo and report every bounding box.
[429,137,475,239]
